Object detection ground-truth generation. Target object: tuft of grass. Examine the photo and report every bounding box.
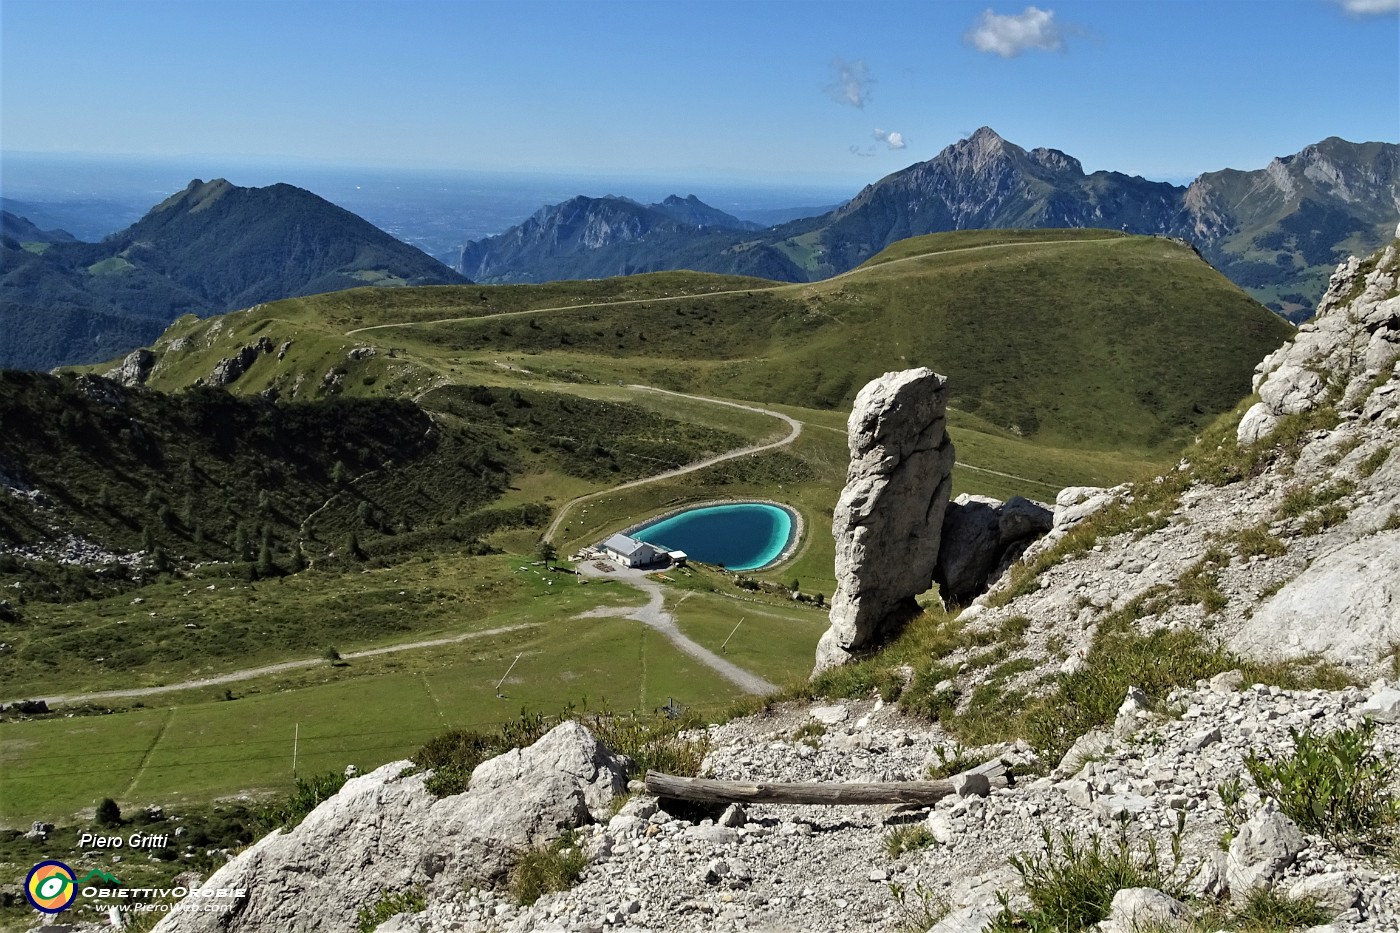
[510,830,588,906]
[1223,522,1287,559]
[1277,479,1355,519]
[889,881,952,933]
[989,821,1187,933]
[1245,722,1400,853]
[924,743,979,780]
[1356,445,1392,478]
[1202,886,1334,932]
[356,887,427,933]
[790,721,827,748]
[884,824,938,858]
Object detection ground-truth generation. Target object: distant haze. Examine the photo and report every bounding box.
[0,153,853,256]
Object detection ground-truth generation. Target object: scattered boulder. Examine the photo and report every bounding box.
[152,722,627,933]
[1105,887,1189,932]
[208,338,275,387]
[815,368,956,672]
[1226,806,1306,897]
[934,494,1052,606]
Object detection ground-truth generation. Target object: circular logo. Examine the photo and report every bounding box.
[25,860,77,914]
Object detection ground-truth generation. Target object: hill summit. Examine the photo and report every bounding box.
[1,179,467,371]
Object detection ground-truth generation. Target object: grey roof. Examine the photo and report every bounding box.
[601,533,656,559]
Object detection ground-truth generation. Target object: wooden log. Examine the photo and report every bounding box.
[644,760,1006,807]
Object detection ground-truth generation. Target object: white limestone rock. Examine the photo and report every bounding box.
[1230,532,1400,665]
[1226,807,1306,897]
[1105,887,1189,932]
[934,494,1052,606]
[152,722,627,933]
[816,368,955,672]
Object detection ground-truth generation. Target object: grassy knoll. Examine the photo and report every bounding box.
[0,611,742,823]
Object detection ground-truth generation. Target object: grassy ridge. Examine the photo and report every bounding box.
[132,231,1288,455]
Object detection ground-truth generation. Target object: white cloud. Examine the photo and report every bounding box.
[965,6,1065,58]
[825,58,874,108]
[1333,0,1399,13]
[873,128,908,150]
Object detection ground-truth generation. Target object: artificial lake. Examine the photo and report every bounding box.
[632,502,795,571]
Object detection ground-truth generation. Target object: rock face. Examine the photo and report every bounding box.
[1235,532,1400,664]
[933,494,1053,606]
[815,368,955,672]
[152,721,627,933]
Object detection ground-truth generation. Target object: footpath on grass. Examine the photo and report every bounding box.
[6,624,537,708]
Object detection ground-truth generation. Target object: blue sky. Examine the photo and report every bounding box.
[2,0,1396,186]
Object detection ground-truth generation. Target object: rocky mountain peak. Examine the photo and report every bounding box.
[940,125,1016,175]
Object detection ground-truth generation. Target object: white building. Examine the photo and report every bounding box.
[599,533,668,568]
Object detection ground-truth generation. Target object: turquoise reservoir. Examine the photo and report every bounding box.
[632,503,794,571]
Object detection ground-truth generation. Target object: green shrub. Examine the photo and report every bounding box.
[884,824,938,858]
[989,822,1186,932]
[96,797,122,827]
[888,881,951,933]
[1245,722,1400,853]
[355,887,426,932]
[510,831,588,905]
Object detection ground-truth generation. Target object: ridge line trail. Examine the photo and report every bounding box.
[343,236,1129,335]
[542,386,801,543]
[11,624,537,708]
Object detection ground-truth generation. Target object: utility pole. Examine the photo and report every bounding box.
[496,653,523,697]
[292,723,299,780]
[720,617,746,654]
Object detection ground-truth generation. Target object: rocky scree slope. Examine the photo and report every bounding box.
[145,243,1400,933]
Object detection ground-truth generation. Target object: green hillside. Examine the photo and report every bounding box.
[139,230,1289,454]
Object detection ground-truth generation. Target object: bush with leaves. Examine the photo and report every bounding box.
[1245,722,1400,853]
[989,820,1187,932]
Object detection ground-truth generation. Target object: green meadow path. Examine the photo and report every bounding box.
[542,386,802,543]
[8,624,536,708]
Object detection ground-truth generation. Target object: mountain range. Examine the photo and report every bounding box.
[1,179,466,371]
[454,128,1400,320]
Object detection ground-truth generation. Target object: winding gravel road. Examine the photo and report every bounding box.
[575,567,776,695]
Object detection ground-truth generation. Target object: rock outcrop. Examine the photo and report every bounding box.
[1238,234,1400,445]
[815,368,955,672]
[152,721,627,933]
[103,347,156,386]
[933,494,1053,606]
